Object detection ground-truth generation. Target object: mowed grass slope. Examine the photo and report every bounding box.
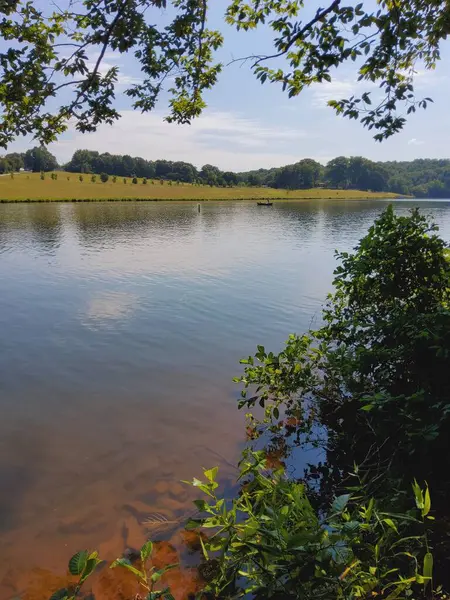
[0,172,401,202]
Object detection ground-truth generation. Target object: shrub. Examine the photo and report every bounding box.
[132,176,138,184]
[142,177,147,184]
[40,171,45,180]
[112,176,117,183]
[151,179,155,184]
[67,176,70,181]
[237,206,450,500]
[100,172,109,183]
[123,178,127,184]
[91,175,96,183]
[160,179,164,185]
[189,458,434,600]
[79,175,83,182]
[51,172,58,180]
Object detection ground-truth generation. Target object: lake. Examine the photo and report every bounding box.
[1,199,449,599]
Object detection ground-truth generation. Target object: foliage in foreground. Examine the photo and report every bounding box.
[51,469,436,600]
[50,541,175,600]
[0,0,448,145]
[187,457,434,600]
[50,550,102,600]
[237,206,450,493]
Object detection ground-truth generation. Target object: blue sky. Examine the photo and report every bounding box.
[6,1,450,170]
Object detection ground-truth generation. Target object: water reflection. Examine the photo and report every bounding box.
[73,202,201,249]
[0,203,63,256]
[83,291,139,330]
[0,200,449,600]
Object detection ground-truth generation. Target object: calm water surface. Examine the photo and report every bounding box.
[1,200,450,599]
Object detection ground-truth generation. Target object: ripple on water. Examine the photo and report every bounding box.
[0,199,449,599]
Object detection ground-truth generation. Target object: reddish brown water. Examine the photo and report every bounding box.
[1,200,449,599]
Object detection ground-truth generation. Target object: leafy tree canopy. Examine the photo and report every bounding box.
[0,0,446,147]
[23,146,58,172]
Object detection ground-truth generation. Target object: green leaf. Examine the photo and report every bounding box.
[158,564,178,576]
[385,583,409,600]
[332,494,350,513]
[150,564,178,583]
[423,552,433,580]
[200,535,209,560]
[365,498,375,521]
[412,480,424,509]
[286,531,315,549]
[193,499,208,512]
[110,558,144,579]
[383,518,399,533]
[204,467,218,483]
[141,540,153,563]
[79,556,101,584]
[68,551,88,576]
[185,518,203,530]
[423,485,431,517]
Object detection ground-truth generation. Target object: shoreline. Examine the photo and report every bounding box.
[0,195,407,204]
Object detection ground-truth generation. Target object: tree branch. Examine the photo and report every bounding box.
[194,0,207,98]
[52,79,85,93]
[60,0,129,118]
[252,0,342,67]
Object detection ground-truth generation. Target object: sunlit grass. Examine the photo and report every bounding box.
[0,172,402,202]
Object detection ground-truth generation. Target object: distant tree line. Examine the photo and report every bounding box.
[3,147,450,198]
[64,150,241,187]
[0,147,58,174]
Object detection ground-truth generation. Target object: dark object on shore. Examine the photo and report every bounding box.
[257,201,273,206]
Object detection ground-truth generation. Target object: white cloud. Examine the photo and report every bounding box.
[311,79,357,105]
[85,51,142,86]
[51,110,312,170]
[310,77,383,112]
[408,138,425,146]
[414,68,448,89]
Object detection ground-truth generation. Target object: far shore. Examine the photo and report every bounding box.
[0,171,406,203]
[0,195,409,204]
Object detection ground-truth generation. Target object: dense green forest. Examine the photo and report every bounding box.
[2,148,450,198]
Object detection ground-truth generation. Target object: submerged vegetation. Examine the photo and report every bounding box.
[47,206,450,600]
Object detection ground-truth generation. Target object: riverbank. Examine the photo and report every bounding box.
[0,172,402,202]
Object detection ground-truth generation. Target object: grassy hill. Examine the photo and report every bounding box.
[0,172,402,202]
